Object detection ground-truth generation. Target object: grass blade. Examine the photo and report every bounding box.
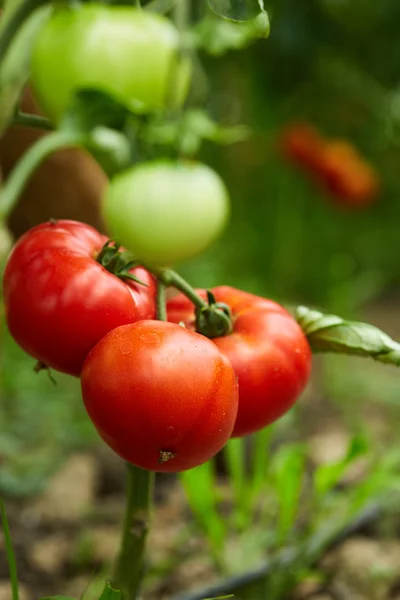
[0,498,19,600]
[180,461,226,561]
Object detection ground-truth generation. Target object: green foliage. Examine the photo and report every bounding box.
[297,306,400,365]
[192,13,269,55]
[208,0,266,22]
[0,499,19,600]
[181,427,400,597]
[0,320,96,497]
[0,0,51,133]
[98,583,121,600]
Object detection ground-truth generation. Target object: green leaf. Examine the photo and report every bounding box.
[208,0,266,22]
[0,3,51,133]
[202,596,234,599]
[314,434,369,498]
[296,306,400,366]
[40,597,75,600]
[98,582,121,600]
[193,12,269,55]
[143,0,175,12]
[147,109,250,157]
[180,461,226,555]
[225,437,250,528]
[0,499,19,600]
[272,445,306,544]
[250,426,273,499]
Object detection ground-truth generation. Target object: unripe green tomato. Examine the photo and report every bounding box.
[31,4,191,122]
[102,160,230,265]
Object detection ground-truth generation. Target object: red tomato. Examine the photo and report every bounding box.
[3,220,156,376]
[81,320,239,472]
[317,140,380,206]
[168,286,312,437]
[280,122,325,172]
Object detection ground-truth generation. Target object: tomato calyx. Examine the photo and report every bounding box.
[96,240,147,285]
[195,291,233,338]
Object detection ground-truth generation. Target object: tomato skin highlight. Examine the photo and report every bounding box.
[3,220,156,377]
[81,321,239,472]
[168,286,312,437]
[102,160,230,266]
[31,5,191,122]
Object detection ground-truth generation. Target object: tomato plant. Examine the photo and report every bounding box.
[102,159,230,265]
[30,4,191,122]
[3,220,156,376]
[168,286,312,437]
[81,320,239,472]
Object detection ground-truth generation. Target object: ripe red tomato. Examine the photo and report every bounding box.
[168,286,312,437]
[3,220,156,376]
[317,140,380,207]
[81,320,239,472]
[280,122,325,172]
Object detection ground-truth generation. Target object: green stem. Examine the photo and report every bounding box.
[140,266,232,337]
[150,267,208,311]
[173,0,189,33]
[0,0,48,63]
[156,280,167,321]
[113,464,155,600]
[12,111,53,131]
[0,130,85,219]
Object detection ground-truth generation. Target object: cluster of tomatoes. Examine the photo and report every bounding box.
[2,220,312,473]
[280,122,380,207]
[3,5,312,473]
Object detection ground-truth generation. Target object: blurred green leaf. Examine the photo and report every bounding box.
[180,461,226,557]
[0,499,19,600]
[272,445,306,543]
[0,1,51,133]
[225,437,251,528]
[98,582,121,600]
[250,426,272,500]
[192,12,269,55]
[208,0,266,22]
[314,434,369,498]
[40,597,75,600]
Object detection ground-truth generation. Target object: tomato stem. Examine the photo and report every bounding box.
[12,111,53,131]
[113,464,154,600]
[152,267,208,311]
[156,280,167,321]
[0,130,86,220]
[143,266,233,337]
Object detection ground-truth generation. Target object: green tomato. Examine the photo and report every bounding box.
[102,160,231,265]
[31,4,191,122]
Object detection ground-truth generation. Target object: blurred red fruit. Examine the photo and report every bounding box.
[280,122,325,172]
[318,140,380,206]
[281,122,380,207]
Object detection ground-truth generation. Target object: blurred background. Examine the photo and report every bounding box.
[1,0,400,599]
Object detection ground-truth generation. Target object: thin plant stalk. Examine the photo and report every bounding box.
[112,464,155,600]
